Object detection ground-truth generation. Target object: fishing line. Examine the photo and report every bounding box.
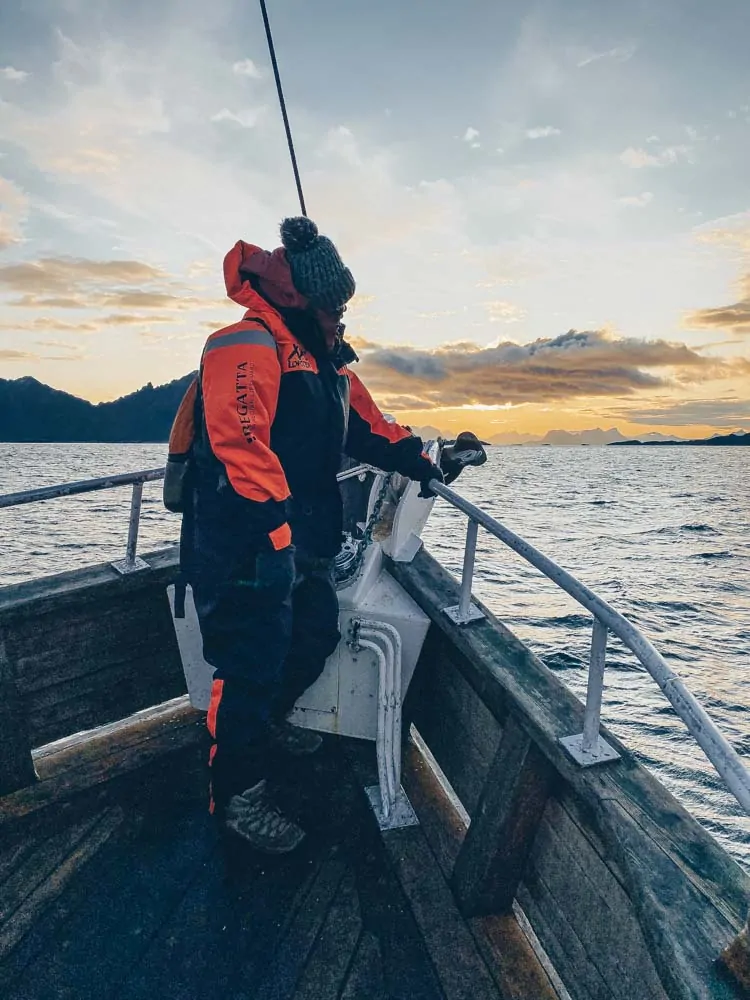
[258,0,307,216]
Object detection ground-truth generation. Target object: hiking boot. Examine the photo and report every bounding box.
[268,720,323,757]
[224,780,305,854]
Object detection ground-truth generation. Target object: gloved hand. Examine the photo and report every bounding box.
[418,465,445,499]
[440,431,487,485]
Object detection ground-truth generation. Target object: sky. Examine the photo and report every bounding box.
[0,0,749,440]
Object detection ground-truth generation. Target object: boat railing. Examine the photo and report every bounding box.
[1,464,749,815]
[0,468,167,574]
[430,479,750,815]
[0,464,380,574]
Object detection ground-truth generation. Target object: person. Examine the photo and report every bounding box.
[169,216,445,854]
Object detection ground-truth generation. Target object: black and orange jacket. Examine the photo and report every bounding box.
[171,242,434,557]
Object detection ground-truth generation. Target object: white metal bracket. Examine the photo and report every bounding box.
[559,733,621,767]
[111,556,149,575]
[365,785,419,830]
[443,603,486,626]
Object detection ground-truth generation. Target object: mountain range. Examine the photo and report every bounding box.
[0,376,747,446]
[0,374,196,442]
[412,425,684,446]
[497,427,681,446]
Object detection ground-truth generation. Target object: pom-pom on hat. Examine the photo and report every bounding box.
[280,217,356,313]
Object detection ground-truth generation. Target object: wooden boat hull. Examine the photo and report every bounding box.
[0,546,748,997]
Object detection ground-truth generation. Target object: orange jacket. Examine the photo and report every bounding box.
[172,241,434,556]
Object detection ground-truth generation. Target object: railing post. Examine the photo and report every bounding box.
[582,618,608,752]
[444,518,485,625]
[559,618,620,766]
[111,481,149,575]
[459,519,478,619]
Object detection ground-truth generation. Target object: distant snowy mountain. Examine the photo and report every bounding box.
[407,425,445,442]
[486,431,540,445]
[489,427,682,446]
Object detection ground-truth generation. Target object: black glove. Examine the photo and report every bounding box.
[440,431,487,485]
[419,465,445,499]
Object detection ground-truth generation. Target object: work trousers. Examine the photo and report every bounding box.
[188,488,340,813]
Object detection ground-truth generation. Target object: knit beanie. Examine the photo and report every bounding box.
[280,217,356,313]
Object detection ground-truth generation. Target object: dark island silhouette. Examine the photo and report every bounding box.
[0,374,196,443]
[609,432,748,447]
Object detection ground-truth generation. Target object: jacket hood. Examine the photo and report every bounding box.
[223,240,309,318]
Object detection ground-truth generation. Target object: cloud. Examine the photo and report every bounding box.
[615,398,750,428]
[526,126,561,139]
[0,313,183,332]
[49,148,123,176]
[0,177,28,248]
[684,125,706,142]
[695,217,750,252]
[0,316,98,333]
[0,42,171,186]
[484,300,526,323]
[200,319,232,330]
[0,349,36,361]
[620,145,690,168]
[620,148,660,168]
[0,257,166,296]
[0,342,83,363]
[463,127,480,143]
[99,313,177,326]
[11,295,91,309]
[33,339,87,360]
[210,107,265,128]
[0,19,742,407]
[619,192,654,208]
[348,294,376,312]
[356,329,723,409]
[35,339,80,349]
[99,291,211,310]
[232,59,262,79]
[377,395,436,411]
[684,274,750,335]
[0,32,278,249]
[416,310,460,320]
[576,45,636,68]
[0,67,29,82]
[0,256,231,322]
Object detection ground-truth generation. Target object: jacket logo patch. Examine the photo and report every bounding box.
[287,344,312,370]
[236,361,256,444]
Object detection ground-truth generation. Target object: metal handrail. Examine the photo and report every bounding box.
[0,465,376,575]
[430,480,750,815]
[0,468,167,575]
[2,465,747,813]
[0,468,166,509]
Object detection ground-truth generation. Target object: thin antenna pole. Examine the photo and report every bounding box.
[258,0,307,216]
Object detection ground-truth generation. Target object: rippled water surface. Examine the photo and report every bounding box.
[1,444,749,868]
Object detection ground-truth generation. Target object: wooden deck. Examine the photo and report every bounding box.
[3,545,747,997]
[0,724,558,1000]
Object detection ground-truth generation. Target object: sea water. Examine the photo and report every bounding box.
[1,443,748,868]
